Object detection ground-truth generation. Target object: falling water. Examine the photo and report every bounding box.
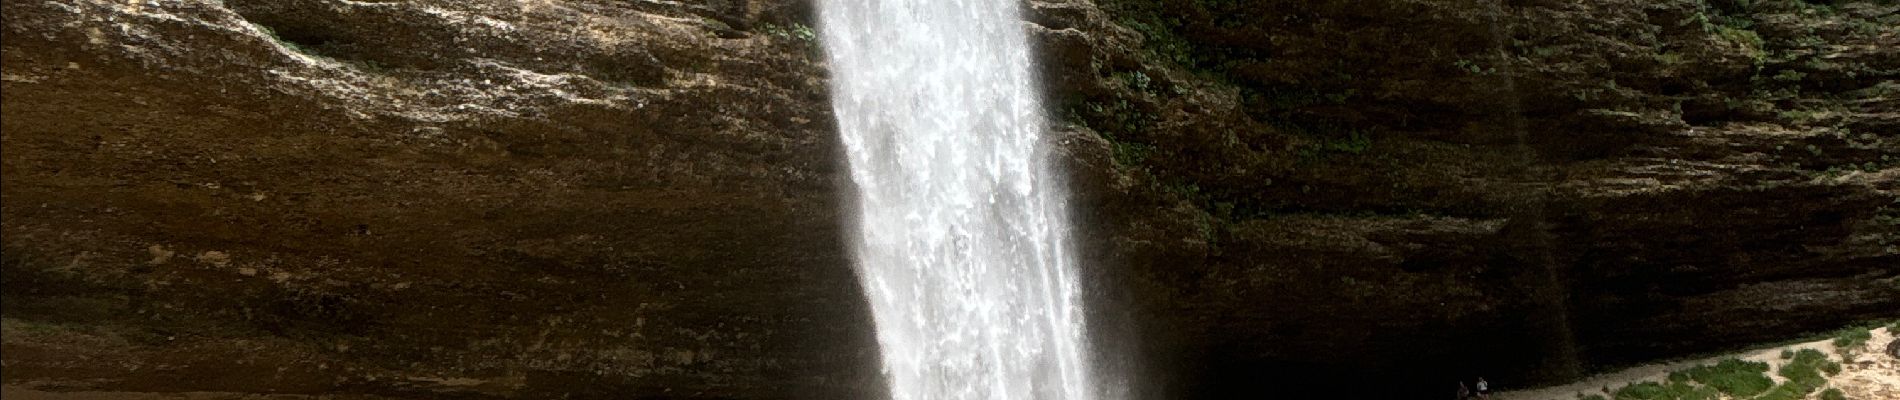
[816,0,1096,399]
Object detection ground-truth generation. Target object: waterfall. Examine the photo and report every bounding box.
[816,0,1097,399]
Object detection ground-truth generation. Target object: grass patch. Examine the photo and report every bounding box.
[1832,326,1871,350]
[1756,384,1810,400]
[1820,388,1846,400]
[1610,381,1718,400]
[1758,348,1839,400]
[1612,363,1773,400]
[1670,359,1773,397]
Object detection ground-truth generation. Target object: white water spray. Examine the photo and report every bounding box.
[817,1,1096,399]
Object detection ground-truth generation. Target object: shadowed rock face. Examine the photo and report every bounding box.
[2,0,1896,399]
[3,0,876,398]
[1034,0,1899,398]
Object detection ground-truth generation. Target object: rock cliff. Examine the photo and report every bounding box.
[1038,0,1899,397]
[5,0,876,398]
[3,0,1896,399]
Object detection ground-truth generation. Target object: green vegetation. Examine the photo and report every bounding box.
[1610,382,1666,400]
[1603,358,1779,400]
[1580,395,1608,400]
[1690,1,1771,66]
[1598,335,1870,400]
[1670,359,1773,397]
[1819,388,1847,400]
[1846,18,1883,36]
[1755,385,1808,400]
[1067,100,1159,169]
[1095,0,1373,149]
[1831,326,1871,350]
[1096,0,1200,68]
[1711,25,1767,64]
[1072,0,1893,252]
[1610,381,1718,400]
[1875,200,1900,255]
[1757,348,1839,400]
[1115,70,1157,96]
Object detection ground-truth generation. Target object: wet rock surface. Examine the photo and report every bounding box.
[3,0,1897,399]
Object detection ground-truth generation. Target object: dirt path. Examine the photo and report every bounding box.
[1498,327,1898,400]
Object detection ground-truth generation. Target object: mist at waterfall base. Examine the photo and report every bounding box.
[815,0,1100,399]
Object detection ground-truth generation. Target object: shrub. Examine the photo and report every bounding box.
[1759,348,1839,400]
[1677,359,1773,397]
[1820,361,1841,376]
[1610,381,1717,400]
[1820,388,1847,400]
[1675,384,1719,400]
[1789,348,1835,377]
[1710,25,1766,63]
[1756,384,1807,400]
[1832,327,1871,350]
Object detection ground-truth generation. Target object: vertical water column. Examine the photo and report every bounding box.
[816,0,1096,399]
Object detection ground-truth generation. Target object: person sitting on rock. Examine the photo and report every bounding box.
[1475,377,1490,399]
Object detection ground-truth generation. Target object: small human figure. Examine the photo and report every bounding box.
[1475,377,1491,399]
[1457,381,1472,400]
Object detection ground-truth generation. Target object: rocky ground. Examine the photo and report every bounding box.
[3,0,1897,399]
